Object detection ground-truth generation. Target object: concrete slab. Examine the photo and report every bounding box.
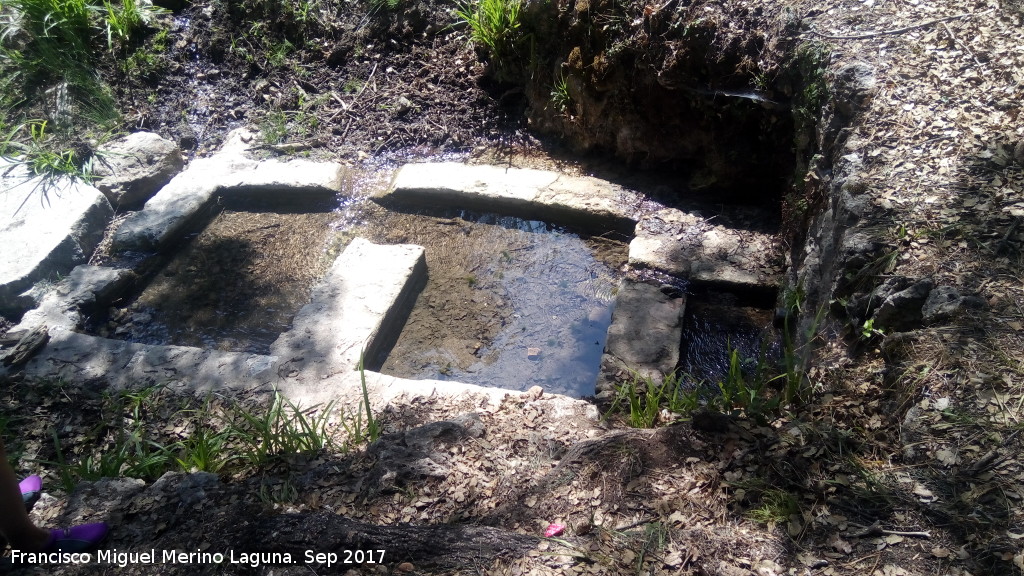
[384,162,642,233]
[271,237,427,380]
[629,208,782,291]
[0,161,113,317]
[8,330,276,391]
[112,130,345,253]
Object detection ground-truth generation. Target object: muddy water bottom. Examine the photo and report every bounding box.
[360,203,627,397]
[92,199,344,354]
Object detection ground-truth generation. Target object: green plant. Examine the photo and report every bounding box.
[231,391,338,467]
[748,488,800,526]
[455,0,524,81]
[341,78,363,94]
[259,110,289,144]
[369,0,401,13]
[357,354,381,443]
[266,38,294,67]
[175,424,236,473]
[860,317,884,340]
[550,73,571,113]
[1,120,91,180]
[100,0,163,52]
[605,372,694,428]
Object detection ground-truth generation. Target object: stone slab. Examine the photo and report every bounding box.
[112,130,346,253]
[4,330,276,391]
[12,265,135,335]
[383,162,642,233]
[629,208,781,291]
[279,368,601,428]
[270,237,427,380]
[0,161,114,317]
[603,279,685,380]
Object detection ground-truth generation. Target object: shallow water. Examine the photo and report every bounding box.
[362,206,626,397]
[678,298,779,386]
[92,197,343,353]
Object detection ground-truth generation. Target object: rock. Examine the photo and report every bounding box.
[92,132,184,209]
[830,63,877,120]
[603,280,685,379]
[384,162,642,234]
[0,324,49,367]
[0,161,113,317]
[270,238,427,378]
[10,265,135,335]
[629,208,781,291]
[871,278,933,332]
[395,96,414,115]
[922,285,986,324]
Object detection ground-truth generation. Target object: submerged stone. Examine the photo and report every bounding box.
[603,279,685,380]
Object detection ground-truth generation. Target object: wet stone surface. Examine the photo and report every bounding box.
[361,204,628,397]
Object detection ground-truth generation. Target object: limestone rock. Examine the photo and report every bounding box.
[629,208,781,290]
[922,285,986,325]
[0,161,113,317]
[603,280,685,379]
[270,238,427,378]
[112,129,345,253]
[384,162,642,233]
[11,264,134,335]
[93,131,184,208]
[871,278,933,332]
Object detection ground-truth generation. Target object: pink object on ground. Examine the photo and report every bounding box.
[544,523,566,537]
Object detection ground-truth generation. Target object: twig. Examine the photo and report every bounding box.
[848,521,931,538]
[804,11,984,40]
[339,117,354,144]
[353,63,378,103]
[941,22,983,67]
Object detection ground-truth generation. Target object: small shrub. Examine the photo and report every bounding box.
[748,488,800,526]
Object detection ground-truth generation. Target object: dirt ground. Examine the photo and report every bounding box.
[2,0,1024,574]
